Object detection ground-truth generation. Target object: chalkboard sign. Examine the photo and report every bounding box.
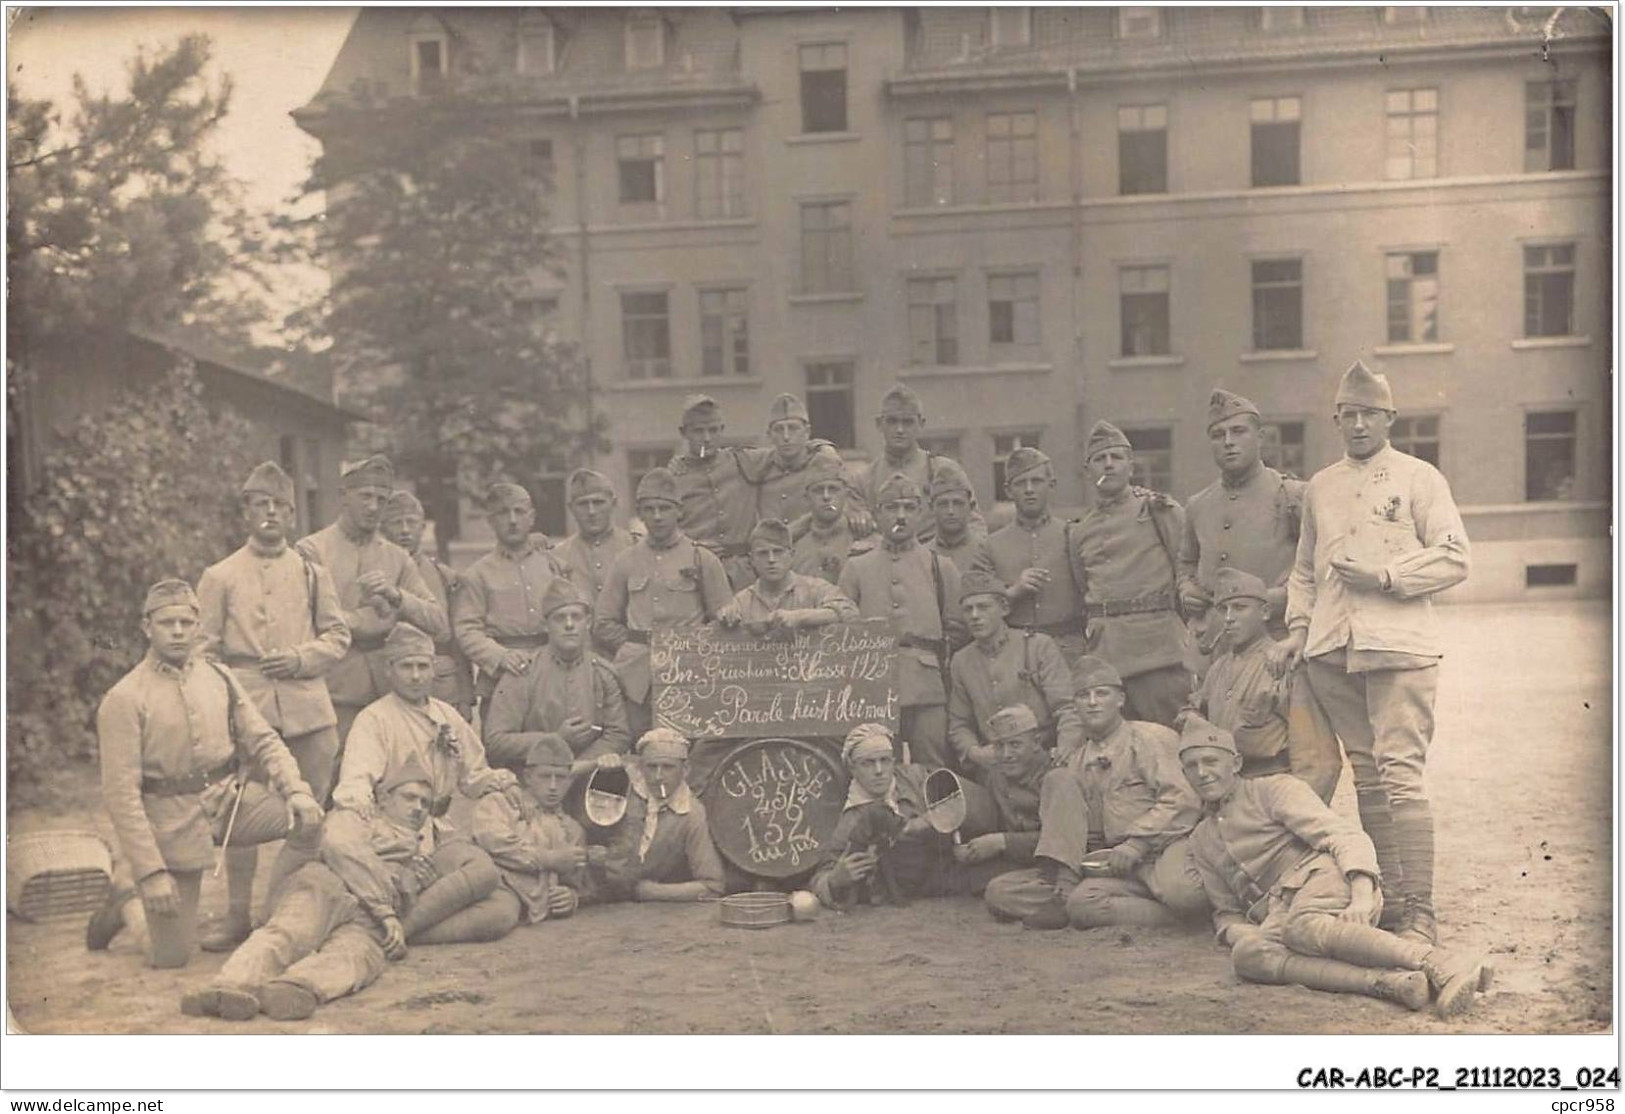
[651,619,899,741]
[703,738,847,879]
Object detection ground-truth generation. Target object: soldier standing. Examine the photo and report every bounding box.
[1073,421,1192,727]
[381,489,473,721]
[553,468,640,618]
[791,454,873,585]
[927,458,985,570]
[753,392,868,532]
[1276,361,1469,945]
[848,384,986,544]
[195,461,350,951]
[667,394,758,589]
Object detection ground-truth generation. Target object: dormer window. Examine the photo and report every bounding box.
[989,7,1032,48]
[625,14,665,70]
[518,13,556,75]
[1260,6,1306,32]
[408,15,450,95]
[1117,6,1163,40]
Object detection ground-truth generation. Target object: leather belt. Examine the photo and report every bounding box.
[1084,590,1175,619]
[495,634,549,650]
[699,541,750,559]
[1015,620,1080,638]
[222,654,264,670]
[623,630,652,646]
[895,633,942,660]
[142,756,239,798]
[1242,753,1292,778]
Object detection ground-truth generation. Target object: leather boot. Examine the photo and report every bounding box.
[1421,948,1489,1019]
[259,980,319,1021]
[1391,801,1437,943]
[1278,955,1428,1011]
[1316,921,1429,970]
[1397,895,1438,947]
[198,914,253,954]
[1356,790,1405,928]
[402,868,483,941]
[1021,858,1071,931]
[86,886,133,952]
[214,985,261,1022]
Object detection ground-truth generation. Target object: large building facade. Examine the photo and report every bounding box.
[297,6,1611,599]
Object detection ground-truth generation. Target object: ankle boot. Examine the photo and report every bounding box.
[86,887,133,952]
[1397,895,1438,947]
[1421,947,1488,1019]
[1279,955,1426,1010]
[1391,800,1437,942]
[1370,970,1431,1011]
[259,980,319,1021]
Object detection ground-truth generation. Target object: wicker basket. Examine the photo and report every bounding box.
[7,830,113,922]
[718,891,792,930]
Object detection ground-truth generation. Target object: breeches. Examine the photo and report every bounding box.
[1305,658,1437,805]
[900,704,949,771]
[1065,835,1208,926]
[1120,665,1193,729]
[216,861,383,1004]
[283,725,342,805]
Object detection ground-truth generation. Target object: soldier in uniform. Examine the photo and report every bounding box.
[381,489,473,721]
[620,729,727,902]
[88,579,323,968]
[838,473,967,770]
[848,384,986,544]
[1179,714,1490,1017]
[948,570,1082,775]
[454,482,565,724]
[483,577,630,777]
[1062,655,1208,929]
[196,461,350,951]
[297,454,447,749]
[754,392,869,533]
[972,446,1084,667]
[667,394,758,589]
[1276,361,1470,945]
[594,467,732,742]
[553,468,640,629]
[1073,420,1192,727]
[791,454,873,585]
[1181,568,1339,801]
[927,458,985,570]
[967,706,1091,930]
[719,518,859,633]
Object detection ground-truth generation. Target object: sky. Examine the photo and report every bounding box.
[8,6,358,215]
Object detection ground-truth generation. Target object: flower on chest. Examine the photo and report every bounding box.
[1379,495,1402,522]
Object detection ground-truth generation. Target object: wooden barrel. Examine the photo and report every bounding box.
[701,737,847,880]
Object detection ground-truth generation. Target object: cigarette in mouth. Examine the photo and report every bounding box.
[260,520,276,531]
[1095,474,1107,488]
[657,783,668,800]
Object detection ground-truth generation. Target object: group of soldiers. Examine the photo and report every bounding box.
[86,357,1491,1025]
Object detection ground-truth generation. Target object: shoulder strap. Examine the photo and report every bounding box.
[297,549,320,633]
[207,660,243,754]
[1021,631,1053,726]
[1062,519,1084,600]
[1142,493,1182,584]
[693,541,718,622]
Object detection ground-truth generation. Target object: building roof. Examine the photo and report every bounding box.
[128,323,366,422]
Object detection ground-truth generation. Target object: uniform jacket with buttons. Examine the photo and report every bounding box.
[1178,465,1304,634]
[668,447,758,551]
[948,629,1082,765]
[593,533,731,703]
[453,539,566,697]
[472,791,589,922]
[1072,488,1188,677]
[838,540,965,707]
[555,526,640,610]
[330,692,513,819]
[753,442,864,526]
[1064,718,1199,857]
[482,648,630,764]
[1184,635,1289,765]
[848,446,988,543]
[793,519,873,585]
[409,550,474,715]
[973,515,1083,633]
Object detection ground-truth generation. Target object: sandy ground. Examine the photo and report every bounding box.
[6,600,1612,1035]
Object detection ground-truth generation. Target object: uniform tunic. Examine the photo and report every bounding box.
[297,521,447,710]
[1072,488,1188,678]
[1178,465,1305,633]
[472,792,589,922]
[330,692,513,820]
[838,540,964,708]
[1187,636,1290,772]
[793,519,872,585]
[621,782,726,889]
[727,574,859,625]
[947,629,1083,765]
[667,448,758,555]
[849,446,987,543]
[454,540,565,698]
[97,653,312,881]
[930,527,986,574]
[1188,774,1380,941]
[754,442,858,525]
[1065,719,1200,855]
[410,550,474,715]
[481,648,630,768]
[197,540,350,736]
[319,806,438,924]
[555,527,640,610]
[973,515,1083,646]
[593,534,732,704]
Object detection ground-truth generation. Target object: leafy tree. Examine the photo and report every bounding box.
[282,91,600,553]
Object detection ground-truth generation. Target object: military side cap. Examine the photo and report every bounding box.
[749,518,793,549]
[988,704,1041,743]
[636,728,691,760]
[879,384,924,418]
[1178,712,1240,758]
[767,393,809,425]
[930,457,974,500]
[1084,421,1132,460]
[523,735,575,770]
[567,468,615,502]
[485,482,533,512]
[1003,446,1052,488]
[803,454,847,490]
[241,461,296,505]
[383,489,424,517]
[540,576,589,616]
[841,722,894,766]
[1212,567,1270,606]
[635,467,682,506]
[384,622,435,661]
[680,393,721,424]
[959,569,1008,605]
[1073,654,1124,691]
[144,578,200,616]
[341,454,395,490]
[1334,360,1395,412]
[876,472,923,504]
[1206,388,1261,430]
[382,752,435,795]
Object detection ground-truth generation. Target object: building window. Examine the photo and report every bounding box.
[1251,96,1301,187]
[699,288,750,378]
[526,138,555,188]
[1124,427,1173,492]
[621,291,671,380]
[1390,415,1440,467]
[617,135,664,205]
[799,43,848,134]
[627,448,667,500]
[695,128,746,219]
[1525,410,1577,501]
[907,278,959,366]
[988,272,1040,348]
[1385,88,1438,179]
[918,433,962,459]
[625,15,664,70]
[1117,7,1163,39]
[989,6,1032,47]
[800,201,854,294]
[1119,265,1171,357]
[1260,7,1306,31]
[1524,244,1576,338]
[986,111,1038,203]
[1118,104,1168,195]
[517,14,556,74]
[992,431,1043,498]
[1526,563,1578,588]
[904,117,954,207]
[805,361,856,448]
[1386,251,1439,343]
[1251,258,1303,351]
[409,32,448,96]
[1261,420,1306,477]
[1526,81,1578,172]
[515,294,559,334]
